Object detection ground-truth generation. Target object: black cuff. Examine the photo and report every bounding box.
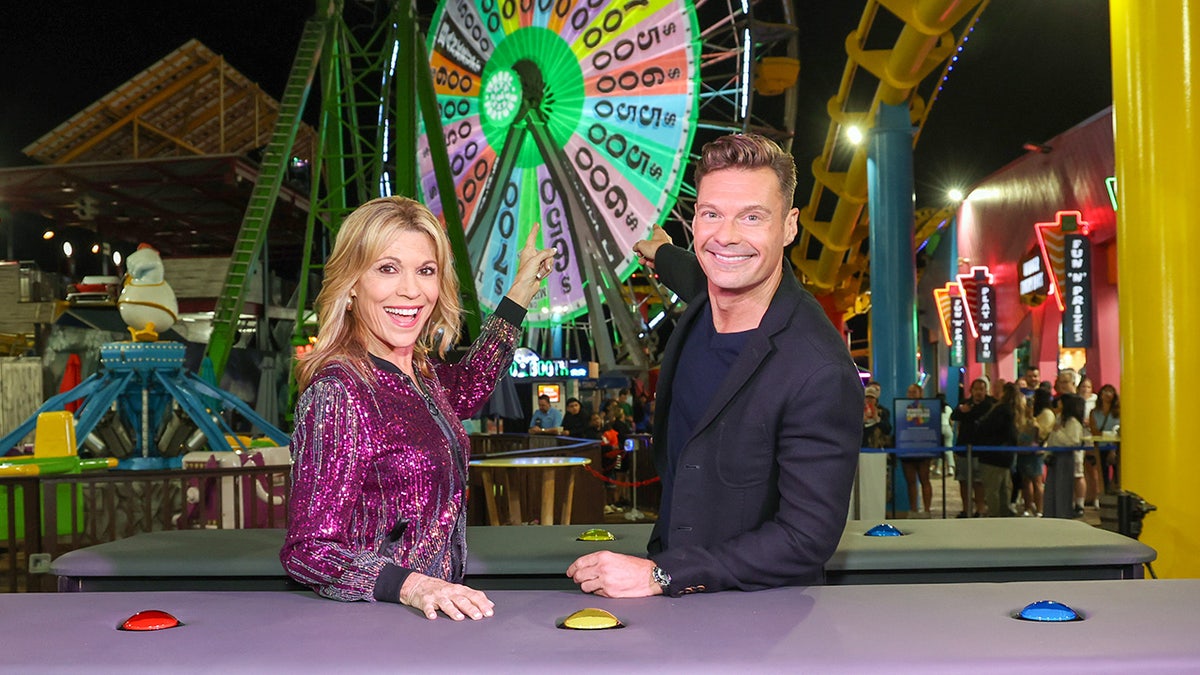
[373,563,413,603]
[494,296,527,327]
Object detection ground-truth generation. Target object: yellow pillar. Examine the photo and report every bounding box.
[1110,1,1200,577]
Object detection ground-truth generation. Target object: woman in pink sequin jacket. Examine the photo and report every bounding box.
[281,196,554,621]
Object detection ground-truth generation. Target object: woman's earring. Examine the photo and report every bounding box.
[346,297,353,311]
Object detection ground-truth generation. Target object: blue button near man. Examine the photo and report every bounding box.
[566,133,863,597]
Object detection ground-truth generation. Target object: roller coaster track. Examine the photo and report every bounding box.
[791,0,990,320]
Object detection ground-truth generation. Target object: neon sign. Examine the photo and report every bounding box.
[956,266,996,364]
[1062,234,1093,347]
[1035,210,1091,312]
[509,349,597,380]
[934,282,968,366]
[1019,253,1046,296]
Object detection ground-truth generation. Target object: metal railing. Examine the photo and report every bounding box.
[2,463,290,592]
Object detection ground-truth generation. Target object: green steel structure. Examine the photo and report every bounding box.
[204,1,482,384]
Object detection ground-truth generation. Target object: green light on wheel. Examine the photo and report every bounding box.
[482,69,520,126]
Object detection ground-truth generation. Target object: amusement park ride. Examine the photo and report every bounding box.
[0,246,289,472]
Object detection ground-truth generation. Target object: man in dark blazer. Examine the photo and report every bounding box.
[567,134,862,597]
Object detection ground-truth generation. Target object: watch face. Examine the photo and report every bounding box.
[418,0,700,325]
[652,566,670,588]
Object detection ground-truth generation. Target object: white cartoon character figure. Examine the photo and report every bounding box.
[117,243,179,341]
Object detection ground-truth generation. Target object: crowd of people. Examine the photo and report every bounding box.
[864,366,1122,520]
[528,388,653,441]
[944,367,1121,519]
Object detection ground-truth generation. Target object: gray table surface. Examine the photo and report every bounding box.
[831,517,1156,569]
[50,524,652,578]
[50,518,1155,590]
[3,579,1198,672]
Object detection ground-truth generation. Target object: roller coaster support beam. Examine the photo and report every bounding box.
[866,102,918,407]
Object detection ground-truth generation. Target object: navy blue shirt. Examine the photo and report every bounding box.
[661,304,753,544]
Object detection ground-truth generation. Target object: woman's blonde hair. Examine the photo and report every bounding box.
[295,196,462,391]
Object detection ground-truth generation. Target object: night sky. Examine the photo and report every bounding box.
[1,1,1112,239]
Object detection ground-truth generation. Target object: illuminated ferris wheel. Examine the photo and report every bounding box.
[417,0,798,367]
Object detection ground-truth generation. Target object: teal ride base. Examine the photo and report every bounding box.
[0,342,290,470]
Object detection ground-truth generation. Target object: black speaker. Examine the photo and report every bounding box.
[1099,490,1156,539]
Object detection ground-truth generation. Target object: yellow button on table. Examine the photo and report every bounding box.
[470,456,592,526]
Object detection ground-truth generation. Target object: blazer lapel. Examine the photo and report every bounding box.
[686,269,803,441]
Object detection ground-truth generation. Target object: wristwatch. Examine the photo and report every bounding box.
[651,565,672,592]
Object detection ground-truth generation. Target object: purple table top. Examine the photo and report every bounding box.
[2,579,1198,672]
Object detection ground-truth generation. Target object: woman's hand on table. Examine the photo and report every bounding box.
[399,573,495,621]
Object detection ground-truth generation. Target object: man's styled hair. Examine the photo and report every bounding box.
[694,133,798,204]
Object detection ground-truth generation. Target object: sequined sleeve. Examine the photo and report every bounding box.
[435,298,524,418]
[281,373,399,602]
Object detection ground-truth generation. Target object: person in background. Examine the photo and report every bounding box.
[281,196,554,620]
[1018,375,1034,402]
[632,391,648,429]
[609,405,633,446]
[1055,368,1079,398]
[1077,376,1102,506]
[1089,383,1121,494]
[1031,387,1057,441]
[606,406,635,510]
[974,382,1021,517]
[1054,369,1087,514]
[950,378,994,517]
[861,382,892,449]
[1023,366,1041,401]
[939,393,955,479]
[1021,387,1055,517]
[1007,377,1030,514]
[529,394,563,435]
[900,382,935,518]
[581,412,606,441]
[1078,376,1098,419]
[617,388,634,418]
[568,133,862,597]
[1047,393,1088,518]
[636,398,655,434]
[560,397,590,437]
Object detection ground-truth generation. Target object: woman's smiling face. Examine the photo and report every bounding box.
[352,229,440,364]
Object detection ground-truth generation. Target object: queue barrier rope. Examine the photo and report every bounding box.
[860,444,1107,456]
[582,462,661,488]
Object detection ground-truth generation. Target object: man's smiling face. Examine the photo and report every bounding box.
[691,167,798,301]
